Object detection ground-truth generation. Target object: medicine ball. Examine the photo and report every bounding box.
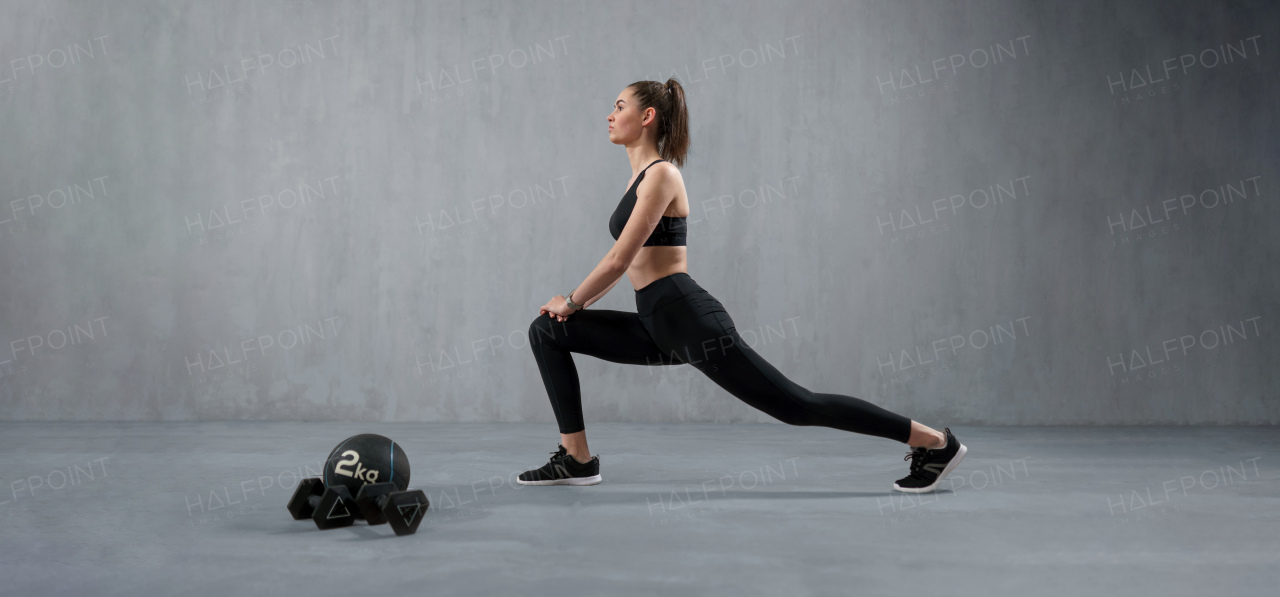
[324,434,411,518]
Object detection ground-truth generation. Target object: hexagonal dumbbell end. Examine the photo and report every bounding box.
[287,477,326,520]
[311,485,357,530]
[384,489,429,536]
[354,483,397,525]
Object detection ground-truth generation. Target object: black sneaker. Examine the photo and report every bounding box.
[893,427,966,493]
[516,444,602,486]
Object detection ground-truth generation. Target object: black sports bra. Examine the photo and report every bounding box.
[608,159,687,246]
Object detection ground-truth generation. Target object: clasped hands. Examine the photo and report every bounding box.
[539,294,580,322]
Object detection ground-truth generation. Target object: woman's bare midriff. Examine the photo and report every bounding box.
[627,246,687,291]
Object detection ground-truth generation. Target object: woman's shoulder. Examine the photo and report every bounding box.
[646,160,683,184]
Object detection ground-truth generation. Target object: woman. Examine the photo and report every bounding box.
[519,78,966,493]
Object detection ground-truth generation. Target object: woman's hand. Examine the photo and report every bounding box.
[539,295,578,322]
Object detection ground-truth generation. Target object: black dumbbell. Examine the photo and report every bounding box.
[355,482,430,536]
[287,477,357,530]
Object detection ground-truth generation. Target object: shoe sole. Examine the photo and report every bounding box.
[516,474,602,486]
[892,443,967,493]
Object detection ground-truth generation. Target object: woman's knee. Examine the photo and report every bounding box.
[758,392,817,426]
[773,406,813,427]
[723,384,813,426]
[528,314,567,347]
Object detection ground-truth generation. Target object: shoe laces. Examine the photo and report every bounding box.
[903,446,928,476]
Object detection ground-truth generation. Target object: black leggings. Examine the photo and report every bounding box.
[527,272,913,443]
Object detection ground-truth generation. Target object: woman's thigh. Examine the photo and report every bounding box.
[643,291,809,409]
[641,290,736,363]
[528,309,684,367]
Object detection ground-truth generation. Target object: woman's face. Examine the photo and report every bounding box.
[606,88,649,145]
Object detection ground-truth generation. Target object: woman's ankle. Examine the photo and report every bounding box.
[908,430,945,449]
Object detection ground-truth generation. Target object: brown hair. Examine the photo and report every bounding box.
[626,78,689,168]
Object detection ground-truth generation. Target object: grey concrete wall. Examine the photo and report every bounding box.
[0,0,1276,424]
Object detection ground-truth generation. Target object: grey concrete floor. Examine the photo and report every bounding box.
[1,422,1277,596]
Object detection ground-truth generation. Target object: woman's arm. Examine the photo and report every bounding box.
[562,164,675,312]
[582,274,622,308]
[566,254,624,310]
